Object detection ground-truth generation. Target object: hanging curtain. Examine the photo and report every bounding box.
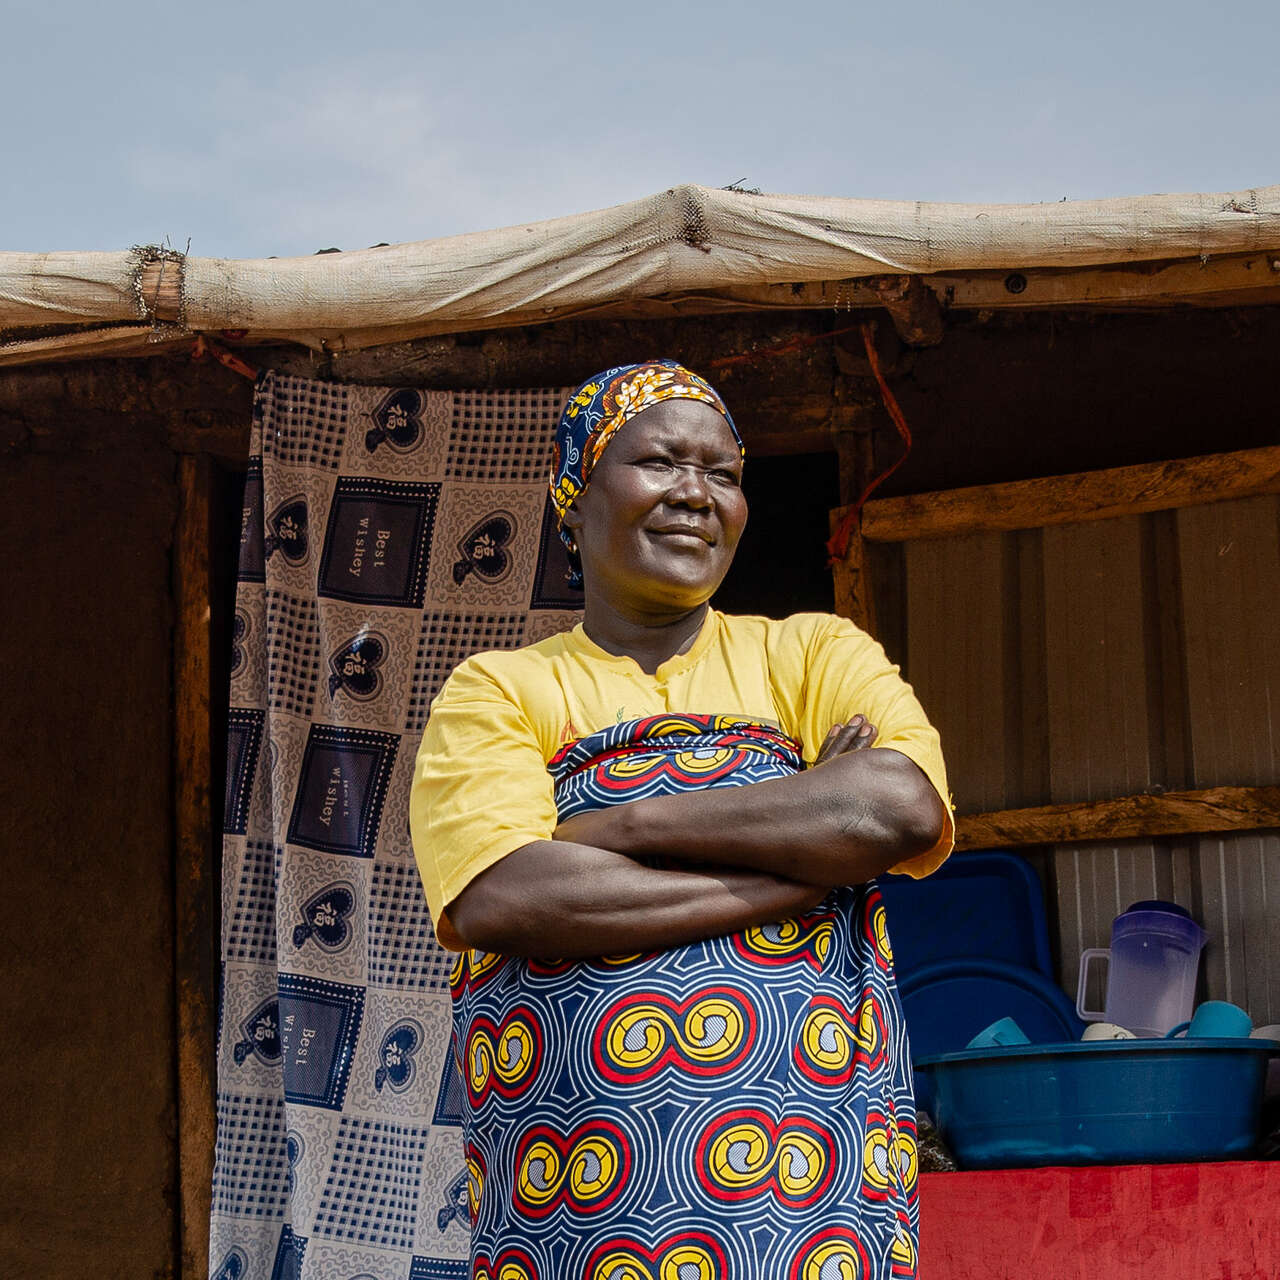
[212,371,580,1280]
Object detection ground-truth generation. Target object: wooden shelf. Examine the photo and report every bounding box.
[841,443,1280,543]
[954,785,1280,850]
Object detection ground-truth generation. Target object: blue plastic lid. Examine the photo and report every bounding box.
[1113,899,1205,947]
[900,957,1084,1116]
[877,850,1053,979]
[1126,899,1192,917]
[900,959,1085,1060]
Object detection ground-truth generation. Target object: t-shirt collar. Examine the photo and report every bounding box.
[568,607,720,681]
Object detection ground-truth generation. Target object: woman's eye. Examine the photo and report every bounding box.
[710,470,741,485]
[638,457,673,470]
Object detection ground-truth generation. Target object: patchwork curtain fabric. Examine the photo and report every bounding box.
[213,372,579,1280]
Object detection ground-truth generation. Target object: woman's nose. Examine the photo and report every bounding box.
[666,465,713,507]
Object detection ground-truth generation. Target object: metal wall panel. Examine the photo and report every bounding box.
[1177,496,1280,788]
[1041,516,1180,1001]
[1042,517,1155,801]
[887,494,1280,1023]
[1177,495,1280,1018]
[1193,833,1280,1015]
[905,532,1011,815]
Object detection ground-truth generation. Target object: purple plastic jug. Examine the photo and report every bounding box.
[1076,901,1207,1037]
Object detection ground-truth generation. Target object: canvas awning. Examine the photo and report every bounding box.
[3,182,1280,367]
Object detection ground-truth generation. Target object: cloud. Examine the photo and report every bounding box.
[127,65,471,254]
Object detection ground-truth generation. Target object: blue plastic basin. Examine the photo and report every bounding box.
[916,1039,1274,1169]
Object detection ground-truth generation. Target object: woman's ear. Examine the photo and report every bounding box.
[561,501,584,535]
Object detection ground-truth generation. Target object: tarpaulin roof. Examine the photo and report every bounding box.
[3,182,1280,366]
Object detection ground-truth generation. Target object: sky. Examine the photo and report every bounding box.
[3,0,1278,260]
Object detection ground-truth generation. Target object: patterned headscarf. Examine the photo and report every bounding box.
[550,359,743,585]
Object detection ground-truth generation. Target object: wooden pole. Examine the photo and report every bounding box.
[954,784,1280,851]
[139,256,186,323]
[855,444,1280,543]
[830,430,878,635]
[173,455,216,1280]
[829,508,877,635]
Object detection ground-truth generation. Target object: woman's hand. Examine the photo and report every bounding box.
[814,715,878,763]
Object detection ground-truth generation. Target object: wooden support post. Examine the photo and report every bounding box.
[829,508,877,635]
[858,444,1280,542]
[829,431,878,635]
[173,455,217,1280]
[954,784,1280,851]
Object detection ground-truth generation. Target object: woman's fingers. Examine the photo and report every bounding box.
[815,724,843,762]
[816,720,859,762]
[815,716,878,762]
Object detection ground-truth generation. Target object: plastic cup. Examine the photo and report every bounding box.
[966,1016,1029,1049]
[1167,1000,1253,1039]
[1081,1022,1137,1041]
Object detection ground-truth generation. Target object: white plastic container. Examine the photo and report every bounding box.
[1077,900,1206,1038]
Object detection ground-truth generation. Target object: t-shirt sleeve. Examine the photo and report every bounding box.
[779,614,955,878]
[409,658,559,950]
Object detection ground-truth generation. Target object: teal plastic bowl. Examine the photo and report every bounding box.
[916,1039,1275,1169]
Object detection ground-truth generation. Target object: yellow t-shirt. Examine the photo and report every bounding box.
[410,609,953,949]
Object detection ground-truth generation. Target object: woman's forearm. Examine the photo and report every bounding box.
[554,748,946,889]
[447,839,825,959]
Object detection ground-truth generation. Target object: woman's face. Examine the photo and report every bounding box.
[564,398,747,615]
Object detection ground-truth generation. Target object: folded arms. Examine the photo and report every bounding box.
[449,720,946,958]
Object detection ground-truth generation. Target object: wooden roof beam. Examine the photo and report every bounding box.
[867,275,945,346]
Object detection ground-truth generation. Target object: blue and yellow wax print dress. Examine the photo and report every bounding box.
[449,713,920,1280]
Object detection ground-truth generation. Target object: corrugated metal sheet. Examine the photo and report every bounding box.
[892,493,1280,1023]
[1177,496,1280,1020]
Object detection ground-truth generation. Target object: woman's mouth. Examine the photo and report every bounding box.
[648,525,714,545]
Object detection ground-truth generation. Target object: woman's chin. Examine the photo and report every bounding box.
[642,551,733,598]
[638,578,723,615]
[590,576,718,618]
[581,549,732,617]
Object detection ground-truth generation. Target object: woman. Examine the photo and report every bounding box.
[411,359,952,1280]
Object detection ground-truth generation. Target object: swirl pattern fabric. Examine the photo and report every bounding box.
[451,714,919,1279]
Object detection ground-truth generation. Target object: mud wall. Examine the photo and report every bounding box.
[0,443,178,1276]
[0,355,249,1278]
